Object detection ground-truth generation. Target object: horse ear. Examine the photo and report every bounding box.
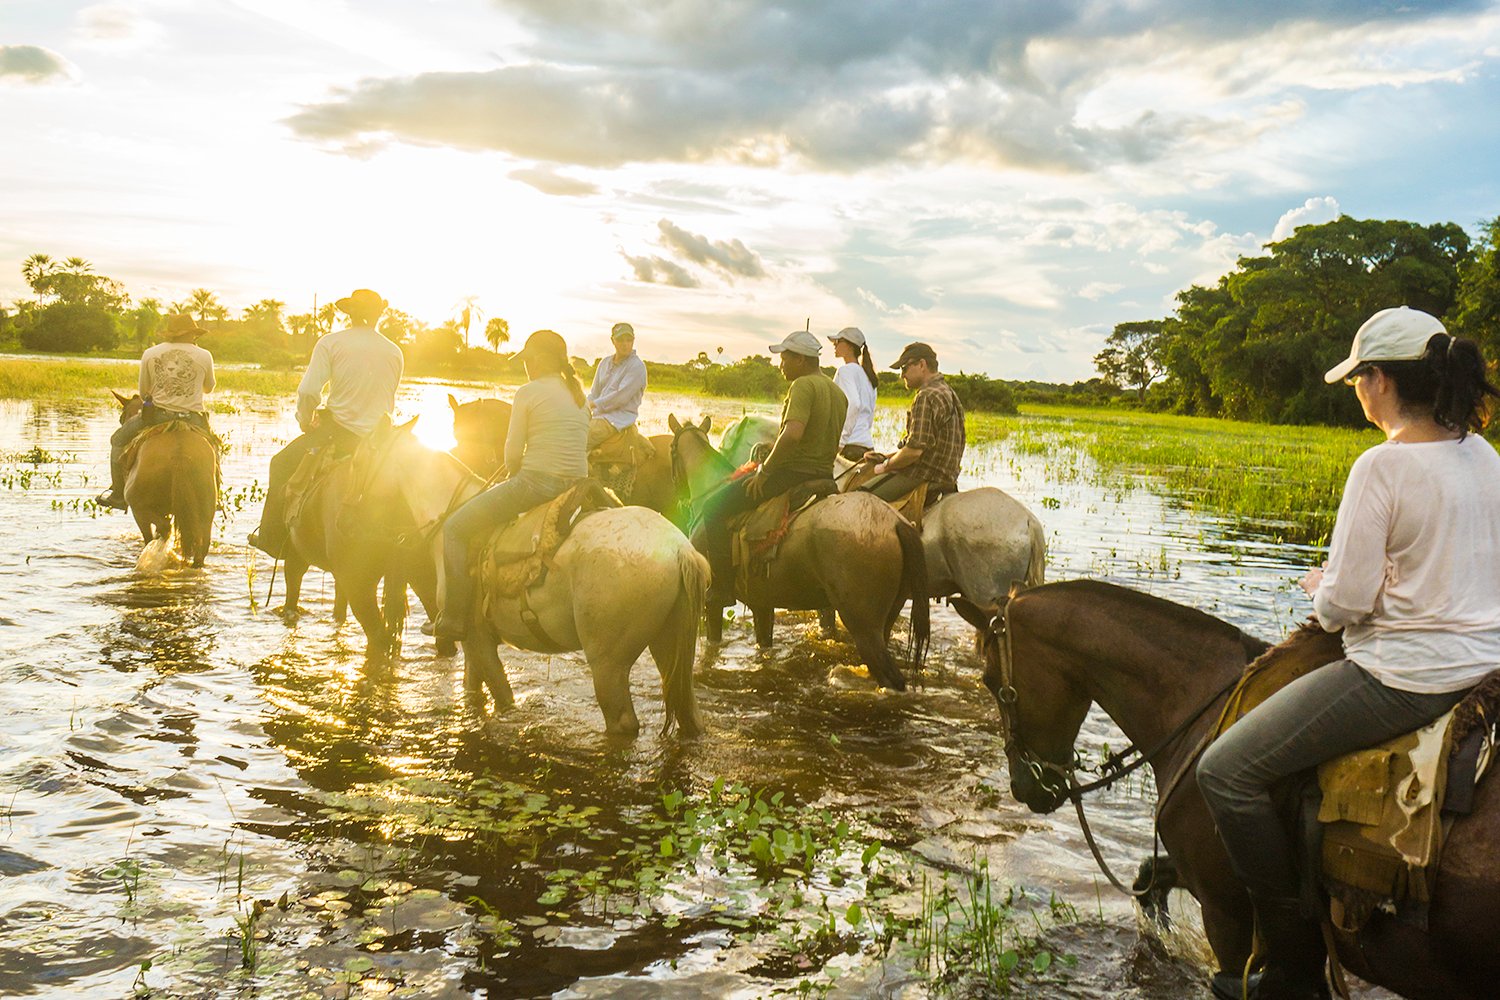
[667,414,681,434]
[448,393,459,412]
[397,415,419,435]
[698,416,711,432]
[111,390,129,406]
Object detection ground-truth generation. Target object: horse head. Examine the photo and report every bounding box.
[666,414,726,504]
[347,414,421,520]
[112,390,143,425]
[450,396,512,477]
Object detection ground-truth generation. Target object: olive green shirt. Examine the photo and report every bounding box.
[767,372,846,477]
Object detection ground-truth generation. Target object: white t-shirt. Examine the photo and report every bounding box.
[296,325,404,436]
[832,362,876,449]
[139,341,214,413]
[1314,434,1500,693]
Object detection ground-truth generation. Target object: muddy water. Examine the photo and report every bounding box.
[0,385,1393,999]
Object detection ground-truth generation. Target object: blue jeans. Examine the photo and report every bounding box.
[1197,658,1465,899]
[440,469,574,629]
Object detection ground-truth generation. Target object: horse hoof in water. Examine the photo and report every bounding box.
[435,638,458,658]
[273,603,305,624]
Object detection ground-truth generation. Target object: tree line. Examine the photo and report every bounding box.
[1094,214,1500,425]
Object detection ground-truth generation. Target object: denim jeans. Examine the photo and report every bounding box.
[1197,657,1465,899]
[252,419,358,555]
[440,469,574,628]
[691,467,817,603]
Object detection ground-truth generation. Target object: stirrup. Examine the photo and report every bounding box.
[96,489,126,511]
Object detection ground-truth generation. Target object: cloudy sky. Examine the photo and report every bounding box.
[4,0,1500,379]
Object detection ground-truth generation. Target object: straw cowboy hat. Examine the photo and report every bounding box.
[162,314,208,341]
[334,288,388,320]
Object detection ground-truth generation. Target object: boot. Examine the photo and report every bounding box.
[97,446,127,509]
[1250,895,1330,1000]
[706,543,735,607]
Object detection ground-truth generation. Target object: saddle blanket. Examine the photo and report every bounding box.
[479,479,621,601]
[728,480,836,594]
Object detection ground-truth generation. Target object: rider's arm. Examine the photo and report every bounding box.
[878,388,935,472]
[761,376,814,474]
[202,350,216,394]
[138,353,151,400]
[832,365,860,447]
[1311,452,1391,630]
[585,356,607,408]
[503,387,530,475]
[295,339,332,432]
[759,420,806,474]
[588,356,645,413]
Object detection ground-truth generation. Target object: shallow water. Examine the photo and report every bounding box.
[0,385,1395,999]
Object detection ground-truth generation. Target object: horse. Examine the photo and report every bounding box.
[718,414,779,467]
[276,429,442,660]
[352,415,708,737]
[448,394,678,517]
[668,414,929,692]
[919,487,1047,631]
[984,579,1500,1000]
[112,391,218,567]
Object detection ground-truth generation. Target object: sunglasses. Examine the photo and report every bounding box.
[1342,363,1375,387]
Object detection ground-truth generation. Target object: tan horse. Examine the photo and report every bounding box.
[112,392,217,567]
[986,579,1500,1000]
[353,416,708,737]
[668,414,929,691]
[276,425,442,660]
[449,394,678,517]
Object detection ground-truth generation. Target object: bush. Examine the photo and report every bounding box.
[702,355,786,399]
[19,303,119,352]
[943,373,1017,414]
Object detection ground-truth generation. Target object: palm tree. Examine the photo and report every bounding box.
[483,317,510,352]
[183,288,226,324]
[21,253,56,296]
[454,295,483,349]
[62,256,93,274]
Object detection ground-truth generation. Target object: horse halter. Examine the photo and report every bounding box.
[981,613,1075,802]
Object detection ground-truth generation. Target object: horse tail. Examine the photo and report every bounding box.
[662,542,709,736]
[895,517,930,672]
[1023,512,1047,590]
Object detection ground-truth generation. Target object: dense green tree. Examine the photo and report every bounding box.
[1094,320,1166,399]
[1449,215,1500,359]
[20,301,119,352]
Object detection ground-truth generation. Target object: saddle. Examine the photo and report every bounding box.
[588,425,655,501]
[1212,625,1500,931]
[836,464,933,529]
[284,444,352,533]
[728,479,837,596]
[478,479,621,602]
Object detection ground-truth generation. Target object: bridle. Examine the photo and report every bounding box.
[981,610,1245,896]
[668,423,737,526]
[344,430,480,548]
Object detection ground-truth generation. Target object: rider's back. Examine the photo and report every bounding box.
[299,325,403,436]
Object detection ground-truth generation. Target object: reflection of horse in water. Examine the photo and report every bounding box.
[988,580,1500,1000]
[669,415,928,691]
[448,394,679,518]
[112,391,217,568]
[355,416,708,737]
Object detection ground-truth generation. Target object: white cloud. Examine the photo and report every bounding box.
[1272,195,1341,240]
[1079,281,1123,300]
[0,45,74,84]
[73,3,164,49]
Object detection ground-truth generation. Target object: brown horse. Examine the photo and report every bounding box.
[669,414,929,691]
[985,579,1500,999]
[449,394,678,516]
[112,392,217,567]
[277,420,443,659]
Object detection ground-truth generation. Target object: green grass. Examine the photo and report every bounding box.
[972,403,1383,545]
[0,358,301,399]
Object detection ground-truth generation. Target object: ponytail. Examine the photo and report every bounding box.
[859,344,878,390]
[1380,333,1500,436]
[561,362,587,409]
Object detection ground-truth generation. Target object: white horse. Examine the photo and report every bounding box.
[352,416,708,738]
[922,487,1046,629]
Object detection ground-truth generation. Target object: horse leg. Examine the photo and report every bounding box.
[278,554,309,622]
[841,603,907,691]
[586,655,640,738]
[705,603,724,644]
[1134,855,1178,928]
[409,557,456,657]
[381,564,408,638]
[332,584,348,624]
[462,619,513,712]
[818,609,838,638]
[131,508,154,545]
[751,605,774,649]
[345,577,391,661]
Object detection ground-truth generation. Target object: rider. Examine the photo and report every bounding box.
[98,313,216,510]
[859,341,965,503]
[433,329,590,641]
[829,327,878,462]
[586,322,647,449]
[248,288,403,558]
[1197,306,1500,1000]
[693,329,846,607]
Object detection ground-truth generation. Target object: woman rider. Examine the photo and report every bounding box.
[829,327,878,463]
[1197,306,1500,1000]
[433,329,589,641]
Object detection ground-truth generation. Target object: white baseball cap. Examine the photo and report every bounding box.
[769,330,822,358]
[828,326,866,348]
[1324,306,1447,384]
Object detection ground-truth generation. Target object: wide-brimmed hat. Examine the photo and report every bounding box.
[162,313,208,340]
[334,288,388,320]
[769,330,822,358]
[1324,306,1447,384]
[510,329,571,367]
[828,326,866,348]
[890,341,937,370]
[610,322,635,340]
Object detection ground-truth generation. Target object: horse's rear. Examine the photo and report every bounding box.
[125,426,217,567]
[923,487,1045,609]
[759,492,928,689]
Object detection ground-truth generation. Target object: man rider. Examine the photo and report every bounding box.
[586,321,647,449]
[859,341,965,503]
[248,288,403,557]
[692,329,845,606]
[98,313,216,510]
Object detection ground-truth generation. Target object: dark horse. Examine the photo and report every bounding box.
[985,579,1500,999]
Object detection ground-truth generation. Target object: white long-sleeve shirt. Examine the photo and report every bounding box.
[1314,434,1500,693]
[139,341,214,414]
[296,325,404,436]
[586,351,647,430]
[832,362,876,449]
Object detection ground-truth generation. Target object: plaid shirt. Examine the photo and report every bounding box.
[900,375,965,491]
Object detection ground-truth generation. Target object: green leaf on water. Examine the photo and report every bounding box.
[659,835,675,857]
[860,842,882,868]
[845,902,862,927]
[999,950,1020,973]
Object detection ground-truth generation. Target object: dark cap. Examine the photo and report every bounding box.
[509,328,570,367]
[890,341,937,370]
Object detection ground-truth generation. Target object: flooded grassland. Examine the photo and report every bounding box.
[0,374,1389,999]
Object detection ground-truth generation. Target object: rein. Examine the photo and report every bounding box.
[985,613,1246,896]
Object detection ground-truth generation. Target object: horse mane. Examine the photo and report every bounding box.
[1023,579,1270,661]
[1242,617,1342,676]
